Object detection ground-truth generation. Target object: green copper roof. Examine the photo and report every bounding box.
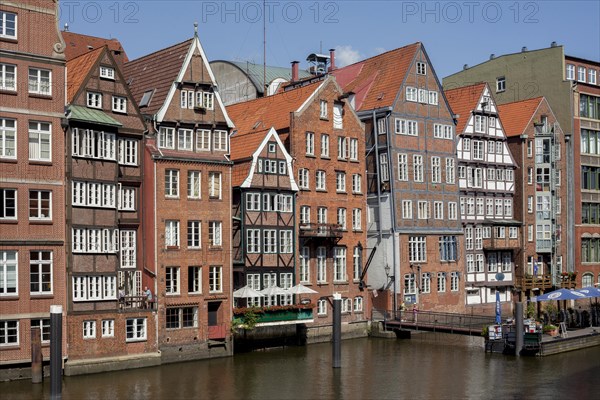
[67,105,123,127]
[226,61,312,93]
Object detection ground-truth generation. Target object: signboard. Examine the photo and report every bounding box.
[488,325,502,340]
[403,295,416,304]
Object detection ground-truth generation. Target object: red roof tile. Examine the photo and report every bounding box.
[226,81,323,135]
[62,31,129,65]
[66,47,104,103]
[444,82,487,133]
[332,43,420,111]
[123,39,193,116]
[497,97,544,137]
[230,128,270,160]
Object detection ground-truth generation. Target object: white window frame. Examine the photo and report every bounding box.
[165,169,179,198]
[352,208,362,231]
[209,221,222,247]
[112,96,127,113]
[187,220,201,249]
[321,134,330,157]
[213,130,228,152]
[317,247,327,283]
[102,319,115,338]
[0,118,16,159]
[28,121,51,161]
[0,251,18,296]
[402,200,413,219]
[196,129,211,151]
[158,127,175,149]
[413,155,423,182]
[126,318,147,342]
[209,172,222,199]
[408,236,426,262]
[306,132,315,155]
[352,173,362,194]
[178,128,194,151]
[28,68,51,95]
[209,266,222,293]
[0,11,17,40]
[0,63,16,91]
[100,66,115,79]
[83,321,96,339]
[120,230,136,268]
[29,250,52,295]
[165,266,180,295]
[87,91,102,109]
[333,247,347,282]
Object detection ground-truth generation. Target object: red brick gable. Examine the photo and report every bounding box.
[332,43,420,111]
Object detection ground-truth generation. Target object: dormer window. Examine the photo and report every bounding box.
[99,66,115,80]
[87,92,102,109]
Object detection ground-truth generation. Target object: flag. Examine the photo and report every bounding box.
[533,262,538,276]
[495,290,502,324]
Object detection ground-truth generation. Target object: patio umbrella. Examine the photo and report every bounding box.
[259,285,288,296]
[495,290,501,324]
[532,288,590,302]
[576,287,600,298]
[233,285,265,298]
[286,284,318,295]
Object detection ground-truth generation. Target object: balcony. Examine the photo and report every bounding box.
[233,305,315,328]
[517,275,553,291]
[535,239,552,253]
[299,224,343,240]
[483,237,520,250]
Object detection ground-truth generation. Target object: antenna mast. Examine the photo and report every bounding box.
[263,0,267,94]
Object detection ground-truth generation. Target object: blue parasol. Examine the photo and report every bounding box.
[576,287,600,298]
[532,288,590,302]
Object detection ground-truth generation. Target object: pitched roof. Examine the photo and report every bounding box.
[230,128,270,161]
[66,46,104,103]
[497,97,544,137]
[226,80,323,135]
[332,43,420,111]
[123,39,192,115]
[62,31,129,64]
[444,82,487,133]
[212,60,312,94]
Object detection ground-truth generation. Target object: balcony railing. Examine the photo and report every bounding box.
[517,275,553,291]
[536,239,552,253]
[233,305,314,327]
[298,223,343,239]
[483,237,520,250]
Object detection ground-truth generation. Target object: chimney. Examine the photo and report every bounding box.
[490,54,495,60]
[521,46,528,52]
[551,41,557,47]
[328,49,336,72]
[463,64,468,70]
[291,61,299,82]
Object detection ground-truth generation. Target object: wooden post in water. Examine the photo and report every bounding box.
[515,302,524,357]
[332,293,341,368]
[31,327,42,383]
[50,305,62,399]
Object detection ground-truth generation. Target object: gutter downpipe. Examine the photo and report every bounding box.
[384,113,398,315]
[567,81,575,274]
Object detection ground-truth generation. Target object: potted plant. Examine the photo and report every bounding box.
[543,324,558,336]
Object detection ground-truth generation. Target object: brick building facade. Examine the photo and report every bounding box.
[334,43,464,314]
[62,46,158,368]
[124,32,235,362]
[227,75,369,340]
[0,0,68,369]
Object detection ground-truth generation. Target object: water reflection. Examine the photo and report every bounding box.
[2,334,599,399]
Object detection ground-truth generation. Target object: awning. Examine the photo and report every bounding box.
[67,105,123,127]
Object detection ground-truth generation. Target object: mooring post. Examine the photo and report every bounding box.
[50,305,62,399]
[515,302,524,357]
[31,327,42,383]
[332,293,341,368]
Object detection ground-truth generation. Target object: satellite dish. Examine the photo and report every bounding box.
[495,273,505,281]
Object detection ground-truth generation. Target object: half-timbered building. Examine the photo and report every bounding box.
[62,45,157,372]
[445,83,519,313]
[230,127,299,309]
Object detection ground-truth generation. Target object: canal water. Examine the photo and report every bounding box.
[2,334,599,399]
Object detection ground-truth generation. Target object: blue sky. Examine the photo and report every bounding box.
[60,1,600,78]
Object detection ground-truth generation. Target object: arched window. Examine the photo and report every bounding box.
[582,272,594,288]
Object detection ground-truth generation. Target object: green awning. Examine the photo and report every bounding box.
[67,105,122,127]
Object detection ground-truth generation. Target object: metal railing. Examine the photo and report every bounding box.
[374,309,496,334]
